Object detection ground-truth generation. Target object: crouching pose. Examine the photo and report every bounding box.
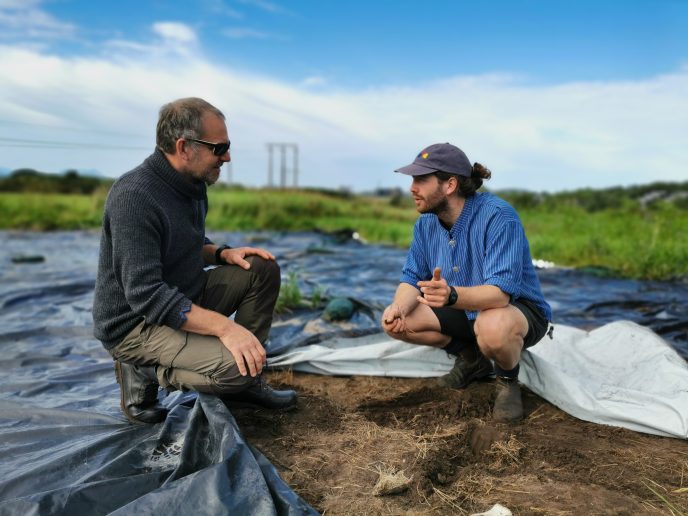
[93,97,296,424]
[381,143,552,422]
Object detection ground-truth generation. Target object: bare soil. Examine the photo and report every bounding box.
[232,370,688,515]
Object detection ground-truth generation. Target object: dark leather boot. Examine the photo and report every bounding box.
[222,375,298,410]
[493,376,523,422]
[437,351,493,389]
[114,361,168,424]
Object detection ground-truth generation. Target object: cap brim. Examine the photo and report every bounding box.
[394,162,438,176]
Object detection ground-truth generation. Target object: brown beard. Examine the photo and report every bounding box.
[422,197,449,216]
[417,184,449,216]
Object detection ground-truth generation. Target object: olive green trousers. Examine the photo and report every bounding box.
[110,256,280,395]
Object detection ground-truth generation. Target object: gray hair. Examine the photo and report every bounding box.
[156,97,225,154]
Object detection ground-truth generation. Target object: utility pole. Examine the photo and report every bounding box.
[292,145,299,187]
[266,143,299,188]
[267,143,274,187]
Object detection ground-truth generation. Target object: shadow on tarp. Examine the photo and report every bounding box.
[0,230,686,514]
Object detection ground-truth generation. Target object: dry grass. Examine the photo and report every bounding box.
[642,479,687,516]
[250,372,688,515]
[487,435,525,471]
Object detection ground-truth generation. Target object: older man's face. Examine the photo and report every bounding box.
[185,113,231,185]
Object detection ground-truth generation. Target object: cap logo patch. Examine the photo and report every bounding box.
[421,152,429,159]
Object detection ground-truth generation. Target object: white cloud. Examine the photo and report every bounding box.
[0,0,75,40]
[152,22,197,44]
[0,42,685,193]
[105,21,199,60]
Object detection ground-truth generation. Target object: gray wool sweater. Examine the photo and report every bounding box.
[93,149,212,350]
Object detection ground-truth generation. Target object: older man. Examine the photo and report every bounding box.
[382,143,552,422]
[93,97,296,424]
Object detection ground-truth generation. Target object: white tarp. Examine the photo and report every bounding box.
[269,320,688,439]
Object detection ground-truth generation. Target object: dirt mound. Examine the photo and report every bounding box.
[231,371,688,515]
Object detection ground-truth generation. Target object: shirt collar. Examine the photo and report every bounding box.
[431,193,477,237]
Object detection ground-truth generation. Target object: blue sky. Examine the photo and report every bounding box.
[0,0,686,192]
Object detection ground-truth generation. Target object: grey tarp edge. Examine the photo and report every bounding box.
[269,321,688,439]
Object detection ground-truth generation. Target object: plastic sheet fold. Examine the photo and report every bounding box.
[1,394,316,515]
[1,230,687,513]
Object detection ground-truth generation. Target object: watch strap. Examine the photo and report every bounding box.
[445,286,458,306]
[215,244,231,265]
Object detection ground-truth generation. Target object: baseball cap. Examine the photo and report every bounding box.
[395,143,472,177]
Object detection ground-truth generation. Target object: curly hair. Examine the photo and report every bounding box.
[435,162,491,197]
[156,97,225,154]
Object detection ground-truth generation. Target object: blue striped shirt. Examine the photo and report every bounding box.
[400,192,552,321]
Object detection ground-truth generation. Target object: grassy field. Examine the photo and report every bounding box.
[1,188,686,281]
[0,190,107,230]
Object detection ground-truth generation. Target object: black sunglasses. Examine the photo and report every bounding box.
[187,138,231,156]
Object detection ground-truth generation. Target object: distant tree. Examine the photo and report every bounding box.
[499,190,544,210]
[0,168,111,193]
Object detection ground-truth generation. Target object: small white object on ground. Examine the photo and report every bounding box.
[470,503,513,516]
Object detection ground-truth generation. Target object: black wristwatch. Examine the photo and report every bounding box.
[445,286,458,306]
[215,244,231,265]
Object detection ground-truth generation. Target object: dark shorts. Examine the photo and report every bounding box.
[432,298,551,356]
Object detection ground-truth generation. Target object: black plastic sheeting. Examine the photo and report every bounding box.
[1,230,687,515]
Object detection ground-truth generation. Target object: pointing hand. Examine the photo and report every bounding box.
[417,267,450,307]
[432,267,441,282]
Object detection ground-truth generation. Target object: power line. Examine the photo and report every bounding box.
[0,119,149,139]
[0,137,269,155]
[0,137,150,151]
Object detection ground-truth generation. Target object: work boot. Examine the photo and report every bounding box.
[437,351,493,389]
[492,377,523,422]
[114,361,168,424]
[222,375,298,410]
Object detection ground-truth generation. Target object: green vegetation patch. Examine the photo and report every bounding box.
[520,202,688,280]
[1,175,687,281]
[0,192,105,230]
[205,189,416,247]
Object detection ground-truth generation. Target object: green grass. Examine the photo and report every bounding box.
[520,202,688,280]
[205,189,416,247]
[1,189,686,281]
[0,191,107,230]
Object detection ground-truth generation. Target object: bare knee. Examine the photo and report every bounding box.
[383,326,410,343]
[475,309,525,356]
